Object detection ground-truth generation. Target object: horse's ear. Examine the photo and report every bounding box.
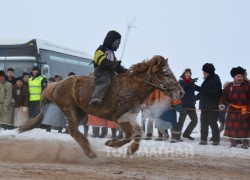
[156,55,164,65]
[165,58,168,63]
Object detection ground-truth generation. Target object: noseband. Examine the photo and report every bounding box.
[132,71,179,95]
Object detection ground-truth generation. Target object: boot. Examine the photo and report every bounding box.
[183,132,195,140]
[164,129,169,139]
[99,127,107,138]
[91,127,100,138]
[144,133,152,140]
[89,83,110,108]
[230,139,237,148]
[117,129,123,139]
[241,139,249,149]
[84,125,89,137]
[170,130,183,143]
[155,130,164,141]
[58,127,63,133]
[199,140,208,145]
[219,123,224,133]
[40,124,51,132]
[111,128,117,139]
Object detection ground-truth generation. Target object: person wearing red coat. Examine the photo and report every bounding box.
[219,66,250,149]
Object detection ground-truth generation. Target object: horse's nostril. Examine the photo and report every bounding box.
[179,91,185,96]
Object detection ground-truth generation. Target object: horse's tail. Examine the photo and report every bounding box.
[18,92,50,133]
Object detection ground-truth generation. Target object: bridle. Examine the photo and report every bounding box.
[132,70,179,95]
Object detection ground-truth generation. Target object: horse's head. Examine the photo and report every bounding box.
[147,55,185,101]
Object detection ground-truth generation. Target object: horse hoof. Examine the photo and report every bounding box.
[105,140,112,146]
[88,151,97,159]
[127,146,133,155]
[105,140,119,148]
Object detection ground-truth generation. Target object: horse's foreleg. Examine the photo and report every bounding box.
[127,122,142,155]
[65,110,97,159]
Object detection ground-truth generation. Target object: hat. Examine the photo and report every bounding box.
[181,68,192,77]
[103,30,121,49]
[32,66,40,71]
[48,77,55,82]
[7,67,14,72]
[23,72,29,77]
[202,63,215,74]
[16,76,23,81]
[0,70,5,76]
[68,72,76,76]
[230,66,245,77]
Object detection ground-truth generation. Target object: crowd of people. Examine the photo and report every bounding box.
[141,64,250,149]
[1,63,249,149]
[0,66,124,137]
[0,30,249,150]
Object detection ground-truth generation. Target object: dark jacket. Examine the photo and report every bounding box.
[12,84,29,107]
[197,73,222,110]
[5,76,17,85]
[179,77,200,107]
[93,31,127,74]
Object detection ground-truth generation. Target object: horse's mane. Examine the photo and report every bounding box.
[129,55,166,76]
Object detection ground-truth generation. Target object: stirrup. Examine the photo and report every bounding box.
[89,98,101,107]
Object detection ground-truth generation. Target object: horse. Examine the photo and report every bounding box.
[19,55,184,159]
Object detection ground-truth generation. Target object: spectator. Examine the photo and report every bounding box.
[0,70,13,130]
[149,89,184,142]
[87,115,118,138]
[140,100,154,140]
[175,68,200,140]
[197,63,222,146]
[22,72,29,87]
[41,102,66,133]
[5,67,17,85]
[68,72,76,76]
[218,81,230,133]
[48,77,55,83]
[54,75,63,82]
[28,66,47,118]
[12,76,29,127]
[219,66,250,149]
[41,77,65,133]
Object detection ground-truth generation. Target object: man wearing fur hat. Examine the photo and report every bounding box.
[196,63,222,145]
[28,66,47,118]
[0,70,13,130]
[219,66,250,149]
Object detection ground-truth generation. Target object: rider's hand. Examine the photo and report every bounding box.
[113,60,121,70]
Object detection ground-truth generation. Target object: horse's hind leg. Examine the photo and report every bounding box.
[105,122,132,147]
[64,109,97,159]
[105,121,142,155]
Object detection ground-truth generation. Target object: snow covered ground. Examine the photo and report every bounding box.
[0,112,249,160]
[0,112,249,180]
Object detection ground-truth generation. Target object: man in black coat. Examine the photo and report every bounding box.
[196,63,222,145]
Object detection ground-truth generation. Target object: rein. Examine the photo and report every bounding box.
[132,71,174,94]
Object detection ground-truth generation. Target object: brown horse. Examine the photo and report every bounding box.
[19,55,184,159]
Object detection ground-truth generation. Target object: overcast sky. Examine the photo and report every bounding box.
[1,0,249,85]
